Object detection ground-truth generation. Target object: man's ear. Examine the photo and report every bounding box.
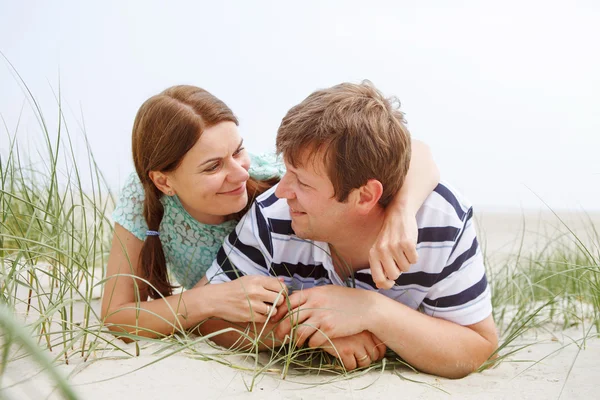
[354,179,383,215]
[148,171,175,196]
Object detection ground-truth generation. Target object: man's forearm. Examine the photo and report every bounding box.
[366,293,497,378]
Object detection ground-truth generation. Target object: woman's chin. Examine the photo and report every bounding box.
[224,192,249,214]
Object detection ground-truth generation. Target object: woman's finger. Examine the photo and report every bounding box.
[258,288,286,306]
[402,242,419,265]
[381,255,402,282]
[245,302,267,323]
[259,276,289,294]
[393,250,411,273]
[369,253,395,289]
[255,302,276,317]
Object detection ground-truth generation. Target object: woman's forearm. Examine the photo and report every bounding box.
[388,139,439,214]
[102,286,215,340]
[197,319,281,351]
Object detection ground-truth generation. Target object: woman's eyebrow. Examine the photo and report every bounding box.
[198,157,221,168]
[197,139,244,168]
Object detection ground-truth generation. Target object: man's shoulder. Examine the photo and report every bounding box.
[418,181,473,229]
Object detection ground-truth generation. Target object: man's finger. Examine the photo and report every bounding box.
[272,301,289,321]
[274,306,309,339]
[286,291,308,310]
[307,329,330,349]
[272,290,307,323]
[355,352,371,368]
[340,351,357,371]
[293,323,318,347]
[376,342,387,360]
[372,334,387,360]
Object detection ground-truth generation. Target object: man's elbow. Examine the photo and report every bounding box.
[451,333,499,379]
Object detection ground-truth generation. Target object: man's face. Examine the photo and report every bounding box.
[275,149,352,242]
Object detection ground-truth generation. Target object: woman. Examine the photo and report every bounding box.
[100,85,439,340]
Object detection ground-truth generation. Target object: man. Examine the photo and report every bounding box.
[203,81,498,378]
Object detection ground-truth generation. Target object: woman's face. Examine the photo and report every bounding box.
[164,121,251,224]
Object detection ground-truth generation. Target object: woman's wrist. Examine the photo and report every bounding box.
[386,197,418,217]
[184,284,217,325]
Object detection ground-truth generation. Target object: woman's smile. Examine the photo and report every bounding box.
[218,183,246,196]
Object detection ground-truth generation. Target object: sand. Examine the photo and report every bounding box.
[3,211,600,399]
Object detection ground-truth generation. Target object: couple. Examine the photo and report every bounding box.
[102,82,497,379]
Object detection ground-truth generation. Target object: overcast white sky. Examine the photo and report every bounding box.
[1,0,599,211]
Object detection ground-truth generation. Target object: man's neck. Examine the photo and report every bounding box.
[328,209,385,281]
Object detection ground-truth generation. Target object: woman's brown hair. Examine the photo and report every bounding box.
[132,85,278,299]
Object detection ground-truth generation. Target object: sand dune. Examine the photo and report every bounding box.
[3,211,599,399]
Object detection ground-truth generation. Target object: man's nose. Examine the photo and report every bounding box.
[275,173,295,199]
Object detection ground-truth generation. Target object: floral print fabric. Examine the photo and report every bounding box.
[112,153,285,289]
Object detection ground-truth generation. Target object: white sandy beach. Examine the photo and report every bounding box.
[4,211,600,400]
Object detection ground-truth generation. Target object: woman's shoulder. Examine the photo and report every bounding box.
[249,152,286,179]
[112,172,148,240]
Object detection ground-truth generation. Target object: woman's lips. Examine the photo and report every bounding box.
[219,184,246,196]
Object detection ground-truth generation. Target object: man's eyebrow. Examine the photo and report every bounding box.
[288,168,311,184]
[197,139,244,168]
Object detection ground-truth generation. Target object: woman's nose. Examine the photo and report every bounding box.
[229,158,250,183]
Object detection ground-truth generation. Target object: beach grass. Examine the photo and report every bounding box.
[1,74,599,398]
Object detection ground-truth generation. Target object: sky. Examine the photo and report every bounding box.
[1,0,599,211]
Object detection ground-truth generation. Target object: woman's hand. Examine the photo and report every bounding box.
[199,275,288,323]
[319,331,386,371]
[369,209,419,289]
[369,139,438,290]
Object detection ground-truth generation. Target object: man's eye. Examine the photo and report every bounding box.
[233,147,245,156]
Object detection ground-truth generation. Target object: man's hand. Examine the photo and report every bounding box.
[369,210,419,289]
[320,331,386,371]
[274,285,375,347]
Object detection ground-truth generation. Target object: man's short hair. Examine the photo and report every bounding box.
[276,81,411,207]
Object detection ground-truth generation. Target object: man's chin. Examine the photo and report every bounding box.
[290,221,309,239]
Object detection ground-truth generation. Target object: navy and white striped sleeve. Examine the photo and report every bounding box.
[421,208,492,326]
[204,201,274,284]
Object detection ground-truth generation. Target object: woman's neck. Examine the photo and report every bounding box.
[176,196,228,225]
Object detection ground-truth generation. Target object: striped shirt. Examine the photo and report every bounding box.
[205,181,492,326]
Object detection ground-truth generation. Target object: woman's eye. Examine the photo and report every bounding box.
[205,162,221,172]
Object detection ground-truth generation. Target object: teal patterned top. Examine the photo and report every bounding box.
[112,153,285,289]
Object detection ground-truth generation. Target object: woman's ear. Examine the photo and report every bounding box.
[354,179,383,215]
[148,171,175,196]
